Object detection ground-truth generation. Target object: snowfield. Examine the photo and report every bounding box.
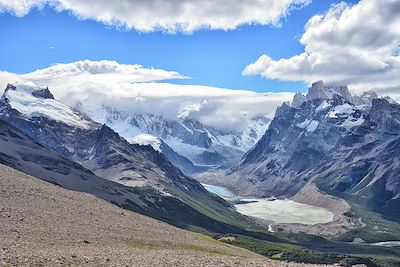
[5,82,93,129]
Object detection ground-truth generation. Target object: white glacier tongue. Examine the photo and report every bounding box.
[2,82,94,129]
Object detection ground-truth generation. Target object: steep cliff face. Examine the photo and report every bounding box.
[224,82,400,220]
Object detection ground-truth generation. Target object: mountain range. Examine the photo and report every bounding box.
[100,106,270,175]
[1,80,400,266]
[0,82,248,231]
[208,81,400,220]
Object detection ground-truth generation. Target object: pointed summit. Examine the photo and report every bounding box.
[353,91,378,107]
[31,87,54,99]
[291,92,307,108]
[306,81,353,103]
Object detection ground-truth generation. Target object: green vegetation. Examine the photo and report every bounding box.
[217,235,344,264]
[314,171,400,222]
[336,205,400,243]
[116,183,400,267]
[123,239,233,256]
[214,233,400,267]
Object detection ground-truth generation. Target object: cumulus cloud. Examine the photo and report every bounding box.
[0,60,292,131]
[0,0,47,16]
[0,0,310,33]
[243,0,400,98]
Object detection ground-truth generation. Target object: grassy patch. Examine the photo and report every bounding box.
[123,238,233,256]
[335,205,400,242]
[119,181,400,266]
[218,235,345,264]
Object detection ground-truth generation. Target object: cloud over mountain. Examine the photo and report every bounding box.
[0,60,292,130]
[243,0,400,99]
[0,0,309,33]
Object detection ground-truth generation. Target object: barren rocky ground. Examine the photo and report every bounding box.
[0,164,334,267]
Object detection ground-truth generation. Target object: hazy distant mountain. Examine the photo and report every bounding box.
[222,81,400,220]
[101,108,270,174]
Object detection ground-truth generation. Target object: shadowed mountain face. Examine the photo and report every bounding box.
[225,82,400,220]
[0,82,247,231]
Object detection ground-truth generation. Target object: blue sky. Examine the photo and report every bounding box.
[0,0,359,93]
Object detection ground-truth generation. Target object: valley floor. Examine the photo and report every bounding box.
[0,164,334,267]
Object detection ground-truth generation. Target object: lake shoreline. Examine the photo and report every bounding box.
[202,183,334,225]
[202,182,364,237]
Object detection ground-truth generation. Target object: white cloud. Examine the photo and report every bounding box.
[0,0,310,33]
[0,0,47,16]
[23,60,188,83]
[243,0,400,98]
[0,71,19,87]
[0,60,292,130]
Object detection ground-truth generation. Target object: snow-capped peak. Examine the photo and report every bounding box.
[130,133,162,152]
[1,82,94,129]
[289,81,386,110]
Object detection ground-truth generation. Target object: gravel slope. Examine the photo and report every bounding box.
[0,164,334,267]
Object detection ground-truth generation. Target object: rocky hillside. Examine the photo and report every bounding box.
[1,164,335,267]
[222,81,400,220]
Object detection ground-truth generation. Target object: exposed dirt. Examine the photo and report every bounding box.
[0,164,334,267]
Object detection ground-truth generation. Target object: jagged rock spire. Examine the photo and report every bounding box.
[291,92,307,108]
[306,81,353,103]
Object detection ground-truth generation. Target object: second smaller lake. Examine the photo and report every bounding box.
[201,183,237,199]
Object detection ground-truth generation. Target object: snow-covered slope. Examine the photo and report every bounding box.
[1,82,95,129]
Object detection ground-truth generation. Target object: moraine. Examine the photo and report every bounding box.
[202,183,334,225]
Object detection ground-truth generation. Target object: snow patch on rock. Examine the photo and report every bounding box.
[316,100,331,112]
[297,119,319,132]
[327,103,355,118]
[130,134,161,152]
